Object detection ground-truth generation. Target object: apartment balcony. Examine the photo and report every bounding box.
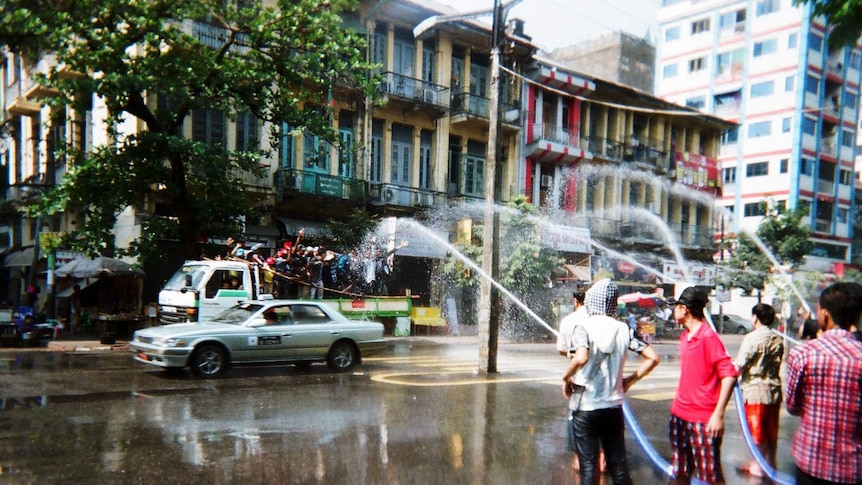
[7,174,49,203]
[378,72,449,116]
[585,135,668,173]
[368,183,444,209]
[817,178,834,194]
[450,92,521,134]
[232,164,272,194]
[618,221,666,246]
[814,218,833,234]
[668,223,714,248]
[191,20,250,54]
[525,121,591,164]
[825,57,844,82]
[275,168,366,202]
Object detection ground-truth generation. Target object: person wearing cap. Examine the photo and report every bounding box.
[785,282,862,485]
[561,279,660,485]
[668,286,738,485]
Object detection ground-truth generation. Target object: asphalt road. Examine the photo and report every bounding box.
[0,334,795,484]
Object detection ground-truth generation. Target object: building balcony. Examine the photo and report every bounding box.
[368,183,444,209]
[275,168,366,202]
[585,135,669,173]
[191,20,250,54]
[525,121,590,164]
[450,92,521,133]
[378,72,449,116]
[232,164,272,194]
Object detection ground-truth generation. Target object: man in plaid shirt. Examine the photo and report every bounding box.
[786,282,862,484]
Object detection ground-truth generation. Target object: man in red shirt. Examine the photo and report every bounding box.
[786,282,862,485]
[668,287,738,484]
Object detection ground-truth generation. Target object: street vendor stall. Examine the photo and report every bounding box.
[54,256,144,341]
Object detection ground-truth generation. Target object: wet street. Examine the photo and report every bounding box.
[0,335,797,484]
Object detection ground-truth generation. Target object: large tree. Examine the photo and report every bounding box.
[794,0,862,48]
[0,0,377,260]
[719,202,813,297]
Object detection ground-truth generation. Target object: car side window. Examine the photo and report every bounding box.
[206,270,235,298]
[289,304,329,324]
[265,306,294,325]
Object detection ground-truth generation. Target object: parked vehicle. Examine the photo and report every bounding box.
[157,260,412,325]
[711,314,753,334]
[131,300,386,378]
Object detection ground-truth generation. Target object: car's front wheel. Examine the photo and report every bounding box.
[190,344,227,378]
[327,341,357,372]
[737,326,748,334]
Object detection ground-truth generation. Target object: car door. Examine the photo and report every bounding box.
[282,303,341,360]
[235,305,294,362]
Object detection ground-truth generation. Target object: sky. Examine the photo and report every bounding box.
[431,0,660,52]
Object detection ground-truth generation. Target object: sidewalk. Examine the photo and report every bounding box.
[0,334,131,352]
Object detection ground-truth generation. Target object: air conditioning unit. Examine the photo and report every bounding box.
[423,88,437,103]
[383,187,396,202]
[540,175,553,187]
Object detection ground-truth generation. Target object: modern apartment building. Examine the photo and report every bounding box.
[656,0,861,271]
[0,0,732,311]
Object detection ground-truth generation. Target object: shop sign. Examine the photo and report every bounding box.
[662,262,716,286]
[541,225,591,253]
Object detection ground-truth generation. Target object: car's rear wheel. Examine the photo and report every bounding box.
[190,344,227,378]
[327,341,357,372]
[736,326,748,335]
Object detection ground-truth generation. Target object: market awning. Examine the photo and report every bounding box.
[563,264,591,282]
[56,279,99,299]
[2,246,37,268]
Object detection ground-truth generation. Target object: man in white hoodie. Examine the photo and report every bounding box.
[561,278,661,484]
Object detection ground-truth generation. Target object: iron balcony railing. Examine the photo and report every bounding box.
[378,72,450,109]
[450,92,521,125]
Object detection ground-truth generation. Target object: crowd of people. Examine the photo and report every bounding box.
[557,280,862,485]
[217,230,409,299]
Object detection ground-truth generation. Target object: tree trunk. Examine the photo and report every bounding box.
[168,156,200,260]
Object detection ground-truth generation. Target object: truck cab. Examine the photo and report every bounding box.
[159,260,262,324]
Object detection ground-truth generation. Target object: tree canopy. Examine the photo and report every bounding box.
[718,202,813,297]
[794,0,862,48]
[0,0,378,260]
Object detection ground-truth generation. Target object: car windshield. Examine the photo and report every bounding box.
[163,264,208,290]
[211,303,266,325]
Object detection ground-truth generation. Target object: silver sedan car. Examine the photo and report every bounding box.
[130,300,386,378]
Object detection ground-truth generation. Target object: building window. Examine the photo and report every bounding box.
[192,109,226,146]
[782,118,791,133]
[691,18,710,34]
[788,33,798,49]
[849,51,861,70]
[744,202,766,217]
[235,111,259,152]
[842,130,855,147]
[808,33,823,52]
[719,9,746,30]
[663,64,678,78]
[800,158,814,176]
[784,76,794,92]
[750,80,774,98]
[805,75,820,94]
[839,168,853,185]
[837,207,849,223]
[775,200,787,213]
[723,166,737,184]
[370,119,383,183]
[779,158,788,173]
[303,130,330,172]
[391,123,412,185]
[464,140,485,197]
[756,0,779,16]
[748,121,771,138]
[685,96,705,109]
[746,161,769,177]
[721,127,739,144]
[688,57,706,72]
[419,130,432,189]
[844,92,857,107]
[801,117,816,135]
[279,122,294,169]
[753,39,778,57]
[338,112,355,178]
[665,26,680,41]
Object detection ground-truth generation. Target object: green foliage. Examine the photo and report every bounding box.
[719,201,813,295]
[0,0,378,260]
[498,195,565,295]
[794,0,862,48]
[328,210,378,251]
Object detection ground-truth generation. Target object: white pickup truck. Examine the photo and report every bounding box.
[158,260,413,325]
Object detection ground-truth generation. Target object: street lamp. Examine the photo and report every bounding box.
[415,0,524,373]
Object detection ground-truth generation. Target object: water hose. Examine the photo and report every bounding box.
[732,388,795,484]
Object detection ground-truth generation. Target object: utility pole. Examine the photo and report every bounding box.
[414,0,524,374]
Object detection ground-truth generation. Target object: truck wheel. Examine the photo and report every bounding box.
[326,341,357,372]
[190,345,227,378]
